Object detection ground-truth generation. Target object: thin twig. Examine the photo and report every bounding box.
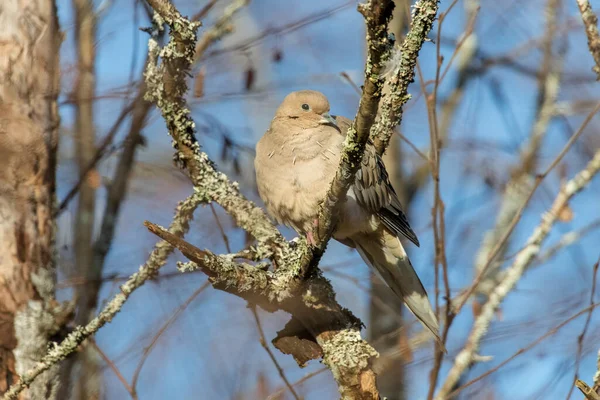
[251,307,300,400]
[566,257,600,399]
[448,302,600,398]
[435,148,600,399]
[56,101,135,215]
[2,193,204,400]
[209,204,231,253]
[425,3,458,396]
[266,367,328,400]
[89,339,136,399]
[131,282,210,397]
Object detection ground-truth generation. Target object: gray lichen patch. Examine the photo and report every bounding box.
[14,300,61,399]
[320,329,379,387]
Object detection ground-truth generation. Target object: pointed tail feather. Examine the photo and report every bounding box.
[353,228,445,351]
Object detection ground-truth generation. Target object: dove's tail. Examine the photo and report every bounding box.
[352,226,445,351]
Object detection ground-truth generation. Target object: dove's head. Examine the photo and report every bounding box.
[275,90,338,128]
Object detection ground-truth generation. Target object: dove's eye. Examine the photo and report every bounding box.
[301,103,310,111]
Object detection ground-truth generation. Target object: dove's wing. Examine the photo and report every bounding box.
[333,115,420,247]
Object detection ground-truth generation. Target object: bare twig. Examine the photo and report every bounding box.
[251,308,300,400]
[209,204,231,253]
[448,302,600,398]
[435,148,600,399]
[2,193,204,400]
[131,282,210,397]
[266,367,328,400]
[566,257,600,399]
[56,101,135,215]
[425,3,459,397]
[89,339,135,399]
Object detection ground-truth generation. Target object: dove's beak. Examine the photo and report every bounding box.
[319,112,338,127]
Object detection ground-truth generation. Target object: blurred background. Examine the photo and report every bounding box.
[49,0,600,398]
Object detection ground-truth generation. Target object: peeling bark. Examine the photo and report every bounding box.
[0,0,61,398]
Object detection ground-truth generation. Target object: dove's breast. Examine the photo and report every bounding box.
[255,125,376,237]
[255,129,341,233]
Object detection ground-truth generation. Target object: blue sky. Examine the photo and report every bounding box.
[53,0,600,399]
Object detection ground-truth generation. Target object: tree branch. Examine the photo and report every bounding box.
[576,0,600,79]
[371,0,440,154]
[435,148,600,399]
[2,193,204,400]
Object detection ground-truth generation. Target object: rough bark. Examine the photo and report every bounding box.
[0,0,62,398]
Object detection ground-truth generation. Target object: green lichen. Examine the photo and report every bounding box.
[320,329,379,392]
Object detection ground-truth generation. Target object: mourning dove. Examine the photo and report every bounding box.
[255,90,442,345]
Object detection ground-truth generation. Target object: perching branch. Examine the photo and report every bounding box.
[371,0,440,154]
[298,0,396,282]
[3,0,441,397]
[142,0,440,397]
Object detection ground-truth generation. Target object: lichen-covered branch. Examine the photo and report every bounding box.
[295,0,396,280]
[576,0,600,79]
[140,0,391,397]
[371,0,440,154]
[435,148,600,400]
[142,2,289,262]
[140,0,444,397]
[2,193,204,400]
[144,222,379,399]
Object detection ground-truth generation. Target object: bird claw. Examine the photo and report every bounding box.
[306,231,317,247]
[306,219,320,247]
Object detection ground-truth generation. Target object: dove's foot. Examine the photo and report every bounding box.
[305,218,320,247]
[306,231,317,247]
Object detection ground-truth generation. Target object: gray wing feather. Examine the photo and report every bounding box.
[334,115,420,247]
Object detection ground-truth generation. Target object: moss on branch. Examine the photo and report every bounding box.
[372,0,440,154]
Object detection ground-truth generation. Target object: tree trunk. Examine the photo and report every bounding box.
[0,0,62,398]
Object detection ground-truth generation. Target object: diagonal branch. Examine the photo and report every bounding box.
[2,193,204,400]
[435,148,600,400]
[3,0,442,397]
